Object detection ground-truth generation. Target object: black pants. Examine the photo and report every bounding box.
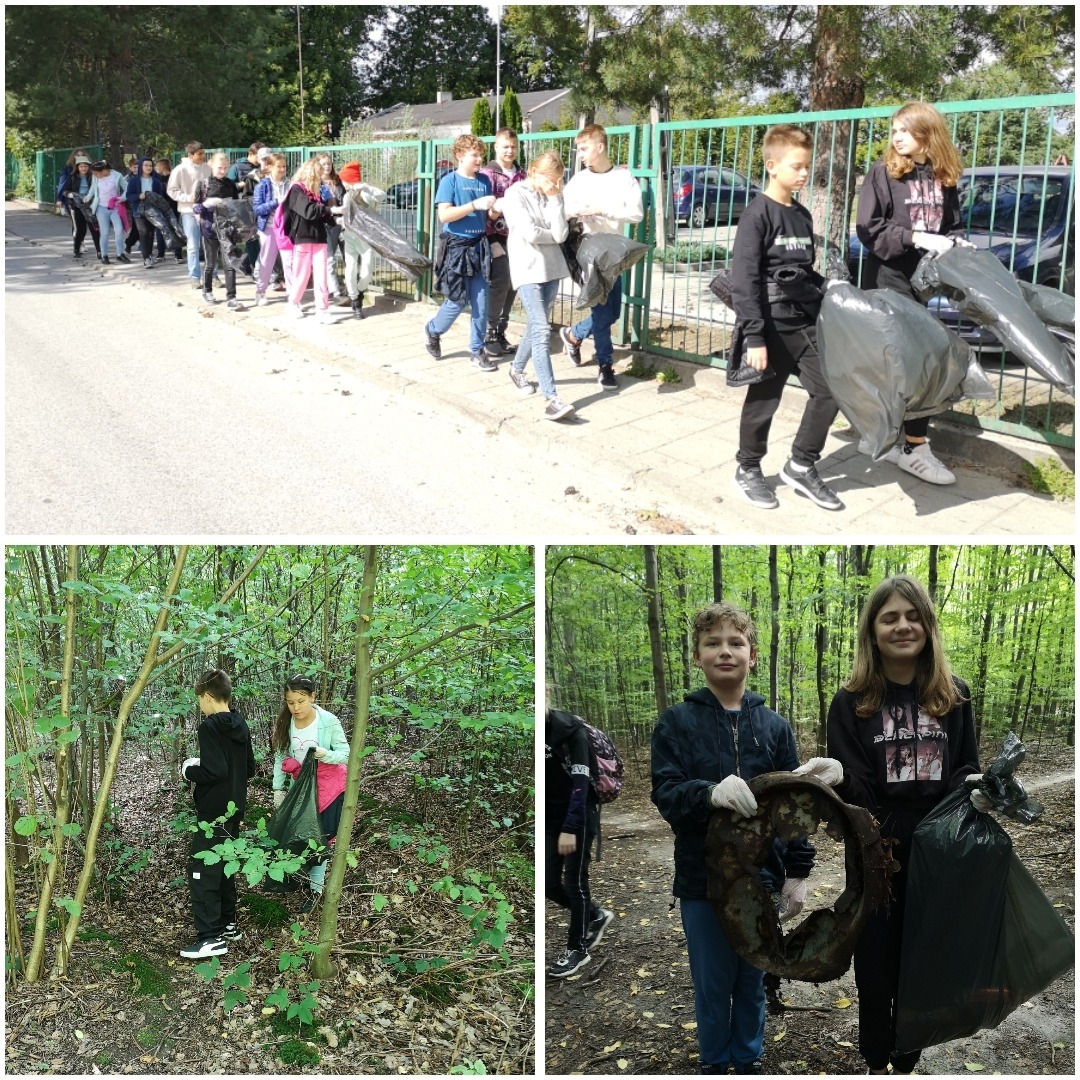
[201,234,236,298]
[134,215,158,260]
[861,258,931,441]
[486,251,516,335]
[736,319,839,469]
[68,206,100,256]
[545,820,600,952]
[188,825,237,939]
[853,808,923,1074]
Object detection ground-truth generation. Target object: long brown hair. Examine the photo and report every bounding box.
[844,574,963,718]
[272,674,317,752]
[884,101,963,186]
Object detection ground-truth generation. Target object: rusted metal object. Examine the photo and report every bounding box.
[705,772,892,982]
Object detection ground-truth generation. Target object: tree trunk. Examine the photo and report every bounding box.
[644,546,669,717]
[311,545,379,982]
[712,546,723,602]
[769,546,779,712]
[814,549,829,754]
[807,6,866,266]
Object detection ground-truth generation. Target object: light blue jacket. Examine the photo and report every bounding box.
[273,705,349,790]
[87,170,128,214]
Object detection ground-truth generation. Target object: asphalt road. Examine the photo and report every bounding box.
[5,233,618,536]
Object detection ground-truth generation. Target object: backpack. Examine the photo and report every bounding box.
[554,713,624,804]
[271,189,294,251]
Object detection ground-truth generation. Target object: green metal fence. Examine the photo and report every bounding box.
[35,93,1075,447]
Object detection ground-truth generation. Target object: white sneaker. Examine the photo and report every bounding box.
[896,441,956,485]
[317,308,334,324]
[256,293,269,307]
[857,436,901,464]
[286,303,304,319]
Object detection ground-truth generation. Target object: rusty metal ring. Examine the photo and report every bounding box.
[705,772,892,982]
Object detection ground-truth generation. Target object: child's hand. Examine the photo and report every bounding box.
[793,757,844,786]
[557,831,578,855]
[746,346,768,371]
[472,195,497,212]
[180,756,200,780]
[313,746,329,760]
[710,774,758,817]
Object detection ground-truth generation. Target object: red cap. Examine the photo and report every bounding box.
[338,161,362,184]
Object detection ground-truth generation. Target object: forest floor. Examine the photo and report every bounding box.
[545,748,1075,1076]
[6,751,534,1075]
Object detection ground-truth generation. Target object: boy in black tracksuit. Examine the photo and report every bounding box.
[730,124,842,513]
[652,603,815,1074]
[180,669,256,959]
[545,709,614,978]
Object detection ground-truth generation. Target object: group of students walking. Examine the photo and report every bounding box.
[549,572,983,1076]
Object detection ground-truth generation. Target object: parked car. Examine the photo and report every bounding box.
[385,162,455,210]
[849,165,1074,354]
[672,165,761,228]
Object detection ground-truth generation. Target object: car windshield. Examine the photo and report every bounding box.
[960,175,1066,236]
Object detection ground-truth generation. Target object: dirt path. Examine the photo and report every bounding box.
[545,754,1074,1075]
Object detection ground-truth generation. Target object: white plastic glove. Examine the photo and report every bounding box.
[329,205,344,215]
[793,757,844,786]
[952,236,977,250]
[970,790,993,812]
[273,790,285,809]
[180,756,200,780]
[912,231,954,254]
[777,877,808,923]
[313,745,329,761]
[710,774,758,818]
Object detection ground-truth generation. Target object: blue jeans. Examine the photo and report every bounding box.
[182,212,203,281]
[512,280,560,399]
[95,206,124,256]
[681,899,766,1071]
[570,276,622,368]
[427,272,488,355]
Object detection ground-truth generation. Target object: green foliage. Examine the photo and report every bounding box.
[660,241,730,266]
[501,87,523,134]
[135,1027,161,1049]
[241,893,291,930]
[450,1060,488,1075]
[112,951,169,997]
[277,1039,321,1066]
[471,98,494,139]
[623,356,658,380]
[1023,457,1075,500]
[100,838,151,899]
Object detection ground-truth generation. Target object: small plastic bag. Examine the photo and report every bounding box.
[267,749,327,856]
[572,233,649,309]
[212,199,257,270]
[895,734,1074,1054]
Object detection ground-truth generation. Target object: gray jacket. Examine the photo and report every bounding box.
[502,182,569,288]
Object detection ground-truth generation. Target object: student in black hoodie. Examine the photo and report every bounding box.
[545,708,614,979]
[855,101,976,486]
[825,574,981,1075]
[180,669,257,960]
[652,602,816,1075]
[730,124,843,514]
[193,152,243,309]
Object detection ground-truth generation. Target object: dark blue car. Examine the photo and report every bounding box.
[672,165,761,228]
[386,163,455,210]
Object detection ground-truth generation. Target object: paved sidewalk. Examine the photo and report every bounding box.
[8,202,1075,536]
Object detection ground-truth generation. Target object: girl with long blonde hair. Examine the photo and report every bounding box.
[283,157,340,320]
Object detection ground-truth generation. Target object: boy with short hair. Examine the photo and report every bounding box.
[651,602,813,1075]
[167,140,211,286]
[180,669,256,960]
[730,124,843,512]
[560,123,645,391]
[193,152,243,309]
[479,128,527,356]
[425,133,499,371]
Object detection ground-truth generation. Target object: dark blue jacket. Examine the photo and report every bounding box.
[125,158,168,218]
[651,687,815,899]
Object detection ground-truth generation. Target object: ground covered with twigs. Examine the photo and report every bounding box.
[6,747,535,1075]
[546,746,1074,1075]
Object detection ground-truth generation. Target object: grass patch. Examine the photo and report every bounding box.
[112,951,169,996]
[623,356,657,379]
[135,1026,161,1048]
[277,1038,321,1066]
[410,967,468,1005]
[77,928,119,945]
[266,1012,319,1040]
[93,1053,112,1068]
[1023,456,1075,499]
[241,893,291,930]
[243,800,272,827]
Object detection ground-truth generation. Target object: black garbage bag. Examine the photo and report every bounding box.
[1016,279,1075,333]
[561,219,585,287]
[142,191,184,250]
[212,199,257,270]
[69,192,99,232]
[895,734,1074,1054]
[342,197,431,281]
[911,246,1075,396]
[573,233,650,309]
[266,749,327,858]
[817,283,995,459]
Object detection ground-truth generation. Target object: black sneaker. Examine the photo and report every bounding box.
[780,459,844,511]
[425,327,442,359]
[560,327,582,365]
[101,256,111,265]
[597,366,618,391]
[221,923,242,941]
[508,369,536,396]
[351,296,364,319]
[179,937,227,960]
[734,465,779,509]
[544,398,576,421]
[585,907,615,950]
[73,249,83,260]
[117,252,131,264]
[483,330,504,358]
[472,353,498,372]
[548,948,591,979]
[496,330,513,354]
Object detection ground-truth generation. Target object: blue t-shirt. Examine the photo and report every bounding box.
[435,170,493,238]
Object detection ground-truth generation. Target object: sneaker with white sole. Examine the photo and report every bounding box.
[560,327,583,365]
[585,907,615,950]
[508,369,536,396]
[221,923,242,941]
[548,947,591,978]
[896,441,956,485]
[256,292,269,307]
[317,308,334,324]
[180,936,227,960]
[597,366,618,391]
[733,465,779,509]
[544,397,575,421]
[781,459,844,511]
[286,303,304,319]
[472,353,498,372]
[857,436,901,464]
